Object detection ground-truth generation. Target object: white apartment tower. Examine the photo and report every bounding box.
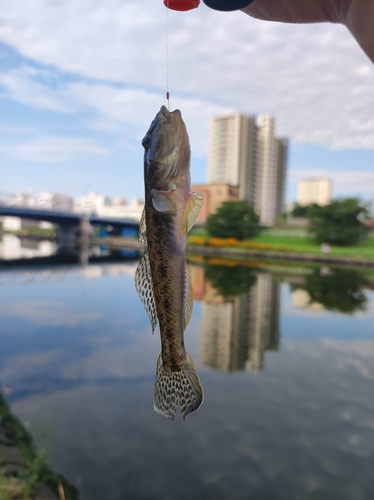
[297,177,331,206]
[200,273,280,372]
[207,113,288,226]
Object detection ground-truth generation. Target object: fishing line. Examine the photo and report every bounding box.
[166,1,170,110]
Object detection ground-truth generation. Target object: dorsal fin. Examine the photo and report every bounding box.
[185,191,204,233]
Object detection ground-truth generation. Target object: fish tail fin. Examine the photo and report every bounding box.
[154,353,204,420]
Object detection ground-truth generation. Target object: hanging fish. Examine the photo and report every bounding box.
[135,105,204,419]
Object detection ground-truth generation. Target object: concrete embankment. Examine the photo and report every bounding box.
[91,237,374,268]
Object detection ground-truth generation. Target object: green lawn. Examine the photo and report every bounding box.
[191,227,374,261]
[250,233,374,259]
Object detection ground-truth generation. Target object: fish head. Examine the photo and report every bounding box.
[142,106,191,191]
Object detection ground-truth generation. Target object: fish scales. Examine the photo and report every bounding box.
[135,105,204,419]
[146,209,186,367]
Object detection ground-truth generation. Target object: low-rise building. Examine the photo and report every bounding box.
[192,184,239,225]
[297,177,332,206]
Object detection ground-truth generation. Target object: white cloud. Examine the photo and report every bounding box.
[69,82,231,155]
[0,350,64,381]
[0,135,109,162]
[0,66,74,113]
[0,300,102,325]
[0,0,373,150]
[0,66,231,156]
[0,123,37,133]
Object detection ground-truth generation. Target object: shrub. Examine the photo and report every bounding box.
[307,198,369,246]
[205,201,259,240]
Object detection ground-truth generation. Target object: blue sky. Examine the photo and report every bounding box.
[0,0,373,205]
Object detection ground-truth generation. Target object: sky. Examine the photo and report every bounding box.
[0,0,373,205]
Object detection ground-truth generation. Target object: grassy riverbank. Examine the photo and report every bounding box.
[189,228,374,262]
[0,394,78,500]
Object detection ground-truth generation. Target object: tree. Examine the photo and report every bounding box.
[205,201,259,240]
[203,261,257,298]
[291,268,368,314]
[292,202,318,218]
[307,198,369,246]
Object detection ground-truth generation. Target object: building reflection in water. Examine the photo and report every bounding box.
[190,262,280,372]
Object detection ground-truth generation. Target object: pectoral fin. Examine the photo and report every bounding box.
[134,252,158,333]
[151,189,175,214]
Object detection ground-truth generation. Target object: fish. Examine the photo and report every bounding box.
[135,105,204,420]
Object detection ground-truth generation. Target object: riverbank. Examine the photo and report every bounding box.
[0,394,78,500]
[187,229,374,267]
[4,229,374,268]
[186,244,374,268]
[90,235,374,267]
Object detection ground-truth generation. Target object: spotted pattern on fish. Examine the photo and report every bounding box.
[135,105,204,419]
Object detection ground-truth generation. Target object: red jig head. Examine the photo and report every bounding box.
[163,0,200,11]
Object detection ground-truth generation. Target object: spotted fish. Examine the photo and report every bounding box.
[135,105,204,419]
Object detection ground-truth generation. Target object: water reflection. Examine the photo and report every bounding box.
[0,234,57,260]
[291,267,369,314]
[0,234,139,273]
[191,260,280,372]
[1,246,374,499]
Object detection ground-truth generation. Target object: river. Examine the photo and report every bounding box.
[0,235,374,500]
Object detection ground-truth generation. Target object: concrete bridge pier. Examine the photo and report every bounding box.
[57,217,94,254]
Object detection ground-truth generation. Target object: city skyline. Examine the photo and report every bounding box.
[0,189,144,225]
[1,1,373,205]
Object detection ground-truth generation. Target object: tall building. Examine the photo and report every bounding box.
[199,272,280,372]
[207,114,257,202]
[206,113,288,226]
[297,177,332,206]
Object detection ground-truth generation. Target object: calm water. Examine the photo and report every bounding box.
[1,236,374,500]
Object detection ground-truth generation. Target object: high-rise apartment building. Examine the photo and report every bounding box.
[297,177,331,206]
[207,113,288,226]
[199,273,280,372]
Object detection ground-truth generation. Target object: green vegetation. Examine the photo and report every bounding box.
[191,198,374,263]
[0,393,79,500]
[205,201,259,240]
[249,229,374,260]
[2,224,57,237]
[189,226,374,261]
[307,198,370,245]
[291,268,368,314]
[203,261,257,297]
[291,202,318,218]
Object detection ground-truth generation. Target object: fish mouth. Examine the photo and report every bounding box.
[159,105,182,122]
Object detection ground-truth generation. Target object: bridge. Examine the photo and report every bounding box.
[0,206,140,250]
[0,206,139,230]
